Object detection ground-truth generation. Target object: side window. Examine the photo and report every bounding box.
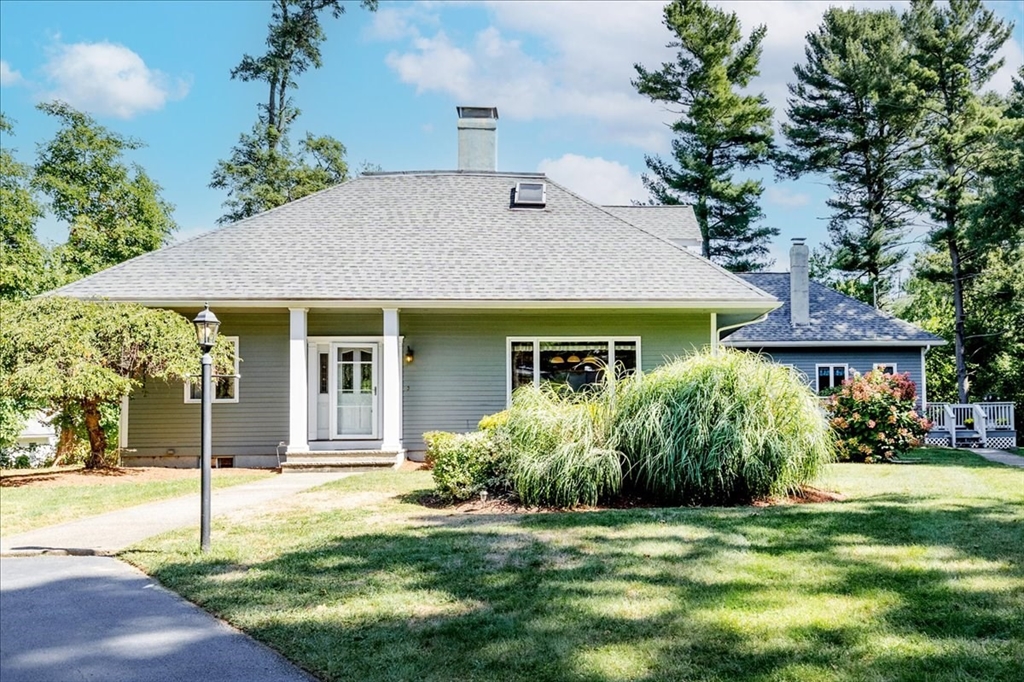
[816,364,847,394]
[874,363,897,375]
[185,336,240,403]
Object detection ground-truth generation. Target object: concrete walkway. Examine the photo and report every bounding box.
[971,448,1024,469]
[0,555,317,682]
[1,471,351,556]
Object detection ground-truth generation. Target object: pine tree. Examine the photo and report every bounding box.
[905,0,1012,403]
[211,0,377,224]
[633,0,777,272]
[782,7,925,307]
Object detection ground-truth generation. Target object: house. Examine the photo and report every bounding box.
[51,106,779,469]
[722,239,944,401]
[722,240,1017,449]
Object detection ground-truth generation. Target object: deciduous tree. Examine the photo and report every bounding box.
[633,0,777,272]
[0,114,48,301]
[0,298,235,469]
[33,102,177,278]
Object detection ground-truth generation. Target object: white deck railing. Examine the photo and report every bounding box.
[927,402,1015,432]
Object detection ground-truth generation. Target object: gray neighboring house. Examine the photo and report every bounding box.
[51,107,779,469]
[722,239,944,404]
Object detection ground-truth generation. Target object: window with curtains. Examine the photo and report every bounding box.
[508,338,640,399]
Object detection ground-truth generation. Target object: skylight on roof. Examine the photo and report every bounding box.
[513,181,546,208]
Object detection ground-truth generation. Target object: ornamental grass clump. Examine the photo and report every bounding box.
[614,349,834,505]
[826,370,931,462]
[494,383,622,508]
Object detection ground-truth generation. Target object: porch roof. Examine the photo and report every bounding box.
[50,172,774,312]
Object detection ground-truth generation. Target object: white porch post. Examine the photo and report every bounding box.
[710,312,718,355]
[382,308,403,453]
[287,308,309,454]
[118,395,129,450]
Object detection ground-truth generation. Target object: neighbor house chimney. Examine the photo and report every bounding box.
[790,238,810,326]
[457,106,498,171]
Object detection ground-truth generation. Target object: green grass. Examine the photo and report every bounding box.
[124,448,1024,682]
[0,470,274,536]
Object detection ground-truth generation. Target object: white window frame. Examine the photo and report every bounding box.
[814,363,849,394]
[874,362,898,375]
[506,336,642,406]
[184,336,240,404]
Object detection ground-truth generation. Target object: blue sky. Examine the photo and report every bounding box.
[1,0,1021,268]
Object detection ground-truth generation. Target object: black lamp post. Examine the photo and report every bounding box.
[192,304,220,552]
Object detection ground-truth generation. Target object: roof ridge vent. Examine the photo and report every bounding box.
[511,181,546,208]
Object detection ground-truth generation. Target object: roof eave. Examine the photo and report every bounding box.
[721,339,946,348]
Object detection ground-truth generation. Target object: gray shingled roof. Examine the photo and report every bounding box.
[601,205,701,244]
[722,273,943,345]
[53,171,774,306]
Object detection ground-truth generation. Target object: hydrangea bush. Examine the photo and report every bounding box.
[826,370,931,462]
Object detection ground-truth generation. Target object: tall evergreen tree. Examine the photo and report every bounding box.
[0,114,47,301]
[905,0,1012,403]
[34,102,177,279]
[633,0,777,272]
[782,7,925,308]
[211,0,376,224]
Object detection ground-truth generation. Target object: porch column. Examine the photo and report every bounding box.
[382,308,403,452]
[286,308,309,454]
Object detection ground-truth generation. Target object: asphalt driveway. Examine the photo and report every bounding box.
[0,555,316,682]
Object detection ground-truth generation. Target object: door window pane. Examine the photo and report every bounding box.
[319,353,329,394]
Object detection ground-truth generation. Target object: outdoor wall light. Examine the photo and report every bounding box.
[404,347,415,364]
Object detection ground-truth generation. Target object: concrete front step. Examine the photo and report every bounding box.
[280,450,400,473]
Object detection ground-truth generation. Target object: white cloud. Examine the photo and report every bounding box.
[537,154,646,205]
[766,186,811,208]
[0,60,22,86]
[41,41,189,118]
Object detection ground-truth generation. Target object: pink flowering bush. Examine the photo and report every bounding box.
[826,370,931,462]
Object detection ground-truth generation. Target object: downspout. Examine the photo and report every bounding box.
[717,312,770,348]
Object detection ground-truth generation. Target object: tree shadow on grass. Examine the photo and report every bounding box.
[140,493,1024,682]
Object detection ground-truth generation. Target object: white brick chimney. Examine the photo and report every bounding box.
[790,238,810,326]
[457,106,498,171]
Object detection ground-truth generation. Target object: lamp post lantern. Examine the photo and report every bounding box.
[192,305,220,552]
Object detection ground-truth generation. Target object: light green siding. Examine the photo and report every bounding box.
[127,312,290,458]
[400,310,711,453]
[125,308,712,463]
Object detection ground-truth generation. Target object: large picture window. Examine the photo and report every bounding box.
[185,336,239,403]
[508,338,640,402]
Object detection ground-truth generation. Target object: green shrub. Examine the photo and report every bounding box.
[614,349,835,504]
[477,410,509,431]
[826,370,930,462]
[424,430,504,502]
[495,383,622,508]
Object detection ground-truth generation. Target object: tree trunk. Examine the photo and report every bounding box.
[948,236,969,404]
[81,399,108,469]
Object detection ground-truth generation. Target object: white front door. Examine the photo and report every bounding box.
[331,344,378,439]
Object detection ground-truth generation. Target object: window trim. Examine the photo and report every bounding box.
[184,336,240,404]
[873,362,898,375]
[814,363,849,394]
[506,336,642,406]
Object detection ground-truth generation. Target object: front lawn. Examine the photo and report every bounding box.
[0,468,274,536]
[125,448,1024,682]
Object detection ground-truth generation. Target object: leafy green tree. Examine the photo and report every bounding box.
[904,0,1013,402]
[33,102,177,279]
[633,0,777,272]
[782,7,925,307]
[0,114,48,301]
[0,298,235,469]
[974,67,1024,245]
[211,0,376,224]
